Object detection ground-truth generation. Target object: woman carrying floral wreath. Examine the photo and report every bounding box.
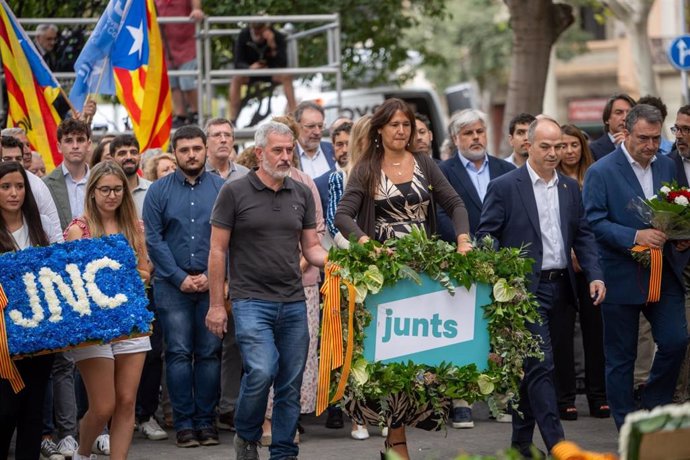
[0,161,62,459]
[64,162,151,460]
[335,98,472,459]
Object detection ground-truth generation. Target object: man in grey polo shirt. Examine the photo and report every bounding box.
[206,121,327,460]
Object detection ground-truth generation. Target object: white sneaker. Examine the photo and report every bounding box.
[350,424,370,440]
[140,416,169,440]
[40,438,65,460]
[92,434,110,455]
[495,413,512,423]
[72,453,97,460]
[56,436,79,457]
[381,426,388,437]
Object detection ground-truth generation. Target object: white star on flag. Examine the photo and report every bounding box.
[126,21,144,60]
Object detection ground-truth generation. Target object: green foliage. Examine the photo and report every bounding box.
[326,227,542,423]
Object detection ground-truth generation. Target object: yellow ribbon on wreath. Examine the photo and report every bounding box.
[631,245,662,303]
[316,262,356,416]
[0,283,25,393]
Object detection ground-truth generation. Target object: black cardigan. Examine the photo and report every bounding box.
[334,153,470,241]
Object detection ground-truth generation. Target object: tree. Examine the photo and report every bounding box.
[605,0,657,96]
[502,0,574,136]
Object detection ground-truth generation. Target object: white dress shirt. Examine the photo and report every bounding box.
[526,161,566,270]
[27,171,62,242]
[297,143,332,179]
[621,143,656,199]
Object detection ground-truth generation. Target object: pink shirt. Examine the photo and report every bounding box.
[155,0,196,67]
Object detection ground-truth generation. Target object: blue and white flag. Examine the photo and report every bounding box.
[69,0,131,110]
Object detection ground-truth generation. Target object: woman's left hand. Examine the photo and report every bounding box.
[456,234,473,255]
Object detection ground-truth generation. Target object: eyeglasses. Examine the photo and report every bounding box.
[209,132,234,139]
[95,186,124,197]
[671,125,690,136]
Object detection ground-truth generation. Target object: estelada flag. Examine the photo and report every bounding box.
[0,0,63,171]
[70,0,171,151]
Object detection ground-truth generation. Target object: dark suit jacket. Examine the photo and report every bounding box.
[668,148,690,187]
[583,147,687,304]
[437,154,515,241]
[43,166,73,231]
[476,166,603,298]
[313,170,331,219]
[589,133,616,161]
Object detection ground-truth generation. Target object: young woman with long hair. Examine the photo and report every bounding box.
[0,162,60,459]
[64,162,151,460]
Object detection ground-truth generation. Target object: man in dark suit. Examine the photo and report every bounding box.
[668,105,690,403]
[437,109,515,241]
[293,101,336,179]
[583,104,690,429]
[477,117,605,457]
[589,93,636,161]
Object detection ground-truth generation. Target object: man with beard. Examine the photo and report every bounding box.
[589,93,636,161]
[110,134,168,442]
[505,113,536,167]
[205,121,327,460]
[294,101,336,179]
[669,104,690,404]
[437,109,515,241]
[144,126,226,448]
[414,113,435,158]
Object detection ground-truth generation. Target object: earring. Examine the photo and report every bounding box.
[374,135,381,151]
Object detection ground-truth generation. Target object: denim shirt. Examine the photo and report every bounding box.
[143,169,225,287]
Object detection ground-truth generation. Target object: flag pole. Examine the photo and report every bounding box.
[59,88,79,119]
[87,57,109,110]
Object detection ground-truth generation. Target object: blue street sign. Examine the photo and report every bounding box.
[668,35,690,71]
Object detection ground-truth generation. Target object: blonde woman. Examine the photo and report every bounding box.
[64,162,151,460]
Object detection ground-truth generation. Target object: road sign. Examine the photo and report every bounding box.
[668,35,690,71]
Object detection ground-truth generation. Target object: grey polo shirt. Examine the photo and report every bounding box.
[132,176,152,219]
[210,170,316,302]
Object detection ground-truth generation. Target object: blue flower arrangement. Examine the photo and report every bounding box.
[1,234,152,356]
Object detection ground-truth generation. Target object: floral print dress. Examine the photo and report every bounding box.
[344,160,450,431]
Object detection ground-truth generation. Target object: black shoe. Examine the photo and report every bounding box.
[197,426,220,446]
[325,406,344,429]
[188,112,199,126]
[176,429,200,448]
[217,411,235,431]
[589,403,611,418]
[559,406,578,421]
[511,442,546,459]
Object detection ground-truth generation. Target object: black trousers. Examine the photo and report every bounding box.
[553,272,607,409]
[0,354,54,460]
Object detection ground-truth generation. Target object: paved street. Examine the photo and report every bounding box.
[126,395,619,459]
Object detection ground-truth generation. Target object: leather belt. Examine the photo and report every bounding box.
[540,269,567,281]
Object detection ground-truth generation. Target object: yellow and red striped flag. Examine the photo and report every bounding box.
[0,0,63,171]
[70,0,172,151]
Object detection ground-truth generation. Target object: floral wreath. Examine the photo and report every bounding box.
[317,226,542,425]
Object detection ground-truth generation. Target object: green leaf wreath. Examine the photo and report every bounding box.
[325,226,542,426]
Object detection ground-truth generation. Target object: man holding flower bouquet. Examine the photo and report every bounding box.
[583,104,690,429]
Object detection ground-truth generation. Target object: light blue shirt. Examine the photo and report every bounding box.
[61,163,89,219]
[458,153,490,202]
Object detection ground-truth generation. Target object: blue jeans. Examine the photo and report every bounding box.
[154,279,221,432]
[233,299,309,460]
[602,295,688,429]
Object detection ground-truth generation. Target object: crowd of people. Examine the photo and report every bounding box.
[0,89,689,460]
